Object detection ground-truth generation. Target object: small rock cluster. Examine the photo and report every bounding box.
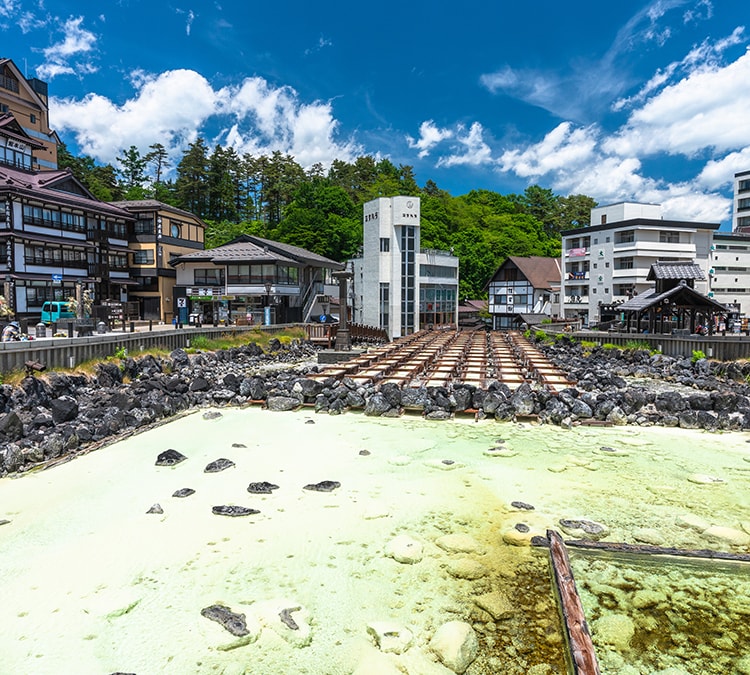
[3,334,750,477]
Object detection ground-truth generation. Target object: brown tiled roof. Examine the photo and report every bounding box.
[0,164,133,219]
[109,199,207,225]
[507,256,561,289]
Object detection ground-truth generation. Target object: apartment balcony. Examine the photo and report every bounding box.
[564,295,589,305]
[565,271,590,280]
[565,247,589,258]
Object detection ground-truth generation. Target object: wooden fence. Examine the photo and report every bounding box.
[573,331,750,361]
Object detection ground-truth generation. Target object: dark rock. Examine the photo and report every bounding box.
[172,488,195,498]
[205,458,235,473]
[201,604,250,636]
[363,393,391,417]
[211,505,260,517]
[247,481,279,494]
[231,443,247,448]
[267,395,301,411]
[279,607,300,630]
[514,523,530,533]
[359,449,371,456]
[190,377,210,392]
[511,501,535,510]
[202,410,223,420]
[155,449,187,466]
[147,503,163,514]
[303,480,341,492]
[0,411,24,441]
[50,395,79,424]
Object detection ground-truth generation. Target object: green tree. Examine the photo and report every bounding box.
[144,142,170,185]
[116,145,148,193]
[174,138,210,218]
[274,179,361,261]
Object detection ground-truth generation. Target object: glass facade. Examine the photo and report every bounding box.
[400,226,416,334]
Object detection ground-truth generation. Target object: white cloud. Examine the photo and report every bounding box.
[36,16,98,80]
[478,1,706,121]
[0,0,19,17]
[436,123,493,168]
[304,36,333,56]
[406,121,453,158]
[696,147,750,189]
[51,69,361,173]
[499,123,598,178]
[605,46,750,157]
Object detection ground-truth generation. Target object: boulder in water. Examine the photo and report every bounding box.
[155,449,187,466]
[205,458,235,473]
[212,505,260,517]
[247,481,280,494]
[303,480,340,492]
[172,488,195,498]
[200,604,250,636]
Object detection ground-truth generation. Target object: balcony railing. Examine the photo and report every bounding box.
[566,271,590,280]
[565,295,588,304]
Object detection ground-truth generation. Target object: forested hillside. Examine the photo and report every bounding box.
[58,141,596,298]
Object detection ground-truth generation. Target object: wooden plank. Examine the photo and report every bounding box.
[547,530,601,675]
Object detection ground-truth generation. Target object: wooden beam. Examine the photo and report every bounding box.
[547,530,601,675]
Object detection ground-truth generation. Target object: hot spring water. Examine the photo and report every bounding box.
[0,408,748,674]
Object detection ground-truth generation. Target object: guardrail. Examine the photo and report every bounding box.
[574,331,750,361]
[0,324,293,374]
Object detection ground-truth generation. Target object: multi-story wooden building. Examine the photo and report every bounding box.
[0,58,59,170]
[109,200,206,323]
[0,131,134,322]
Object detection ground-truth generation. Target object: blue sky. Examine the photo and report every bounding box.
[1,0,748,228]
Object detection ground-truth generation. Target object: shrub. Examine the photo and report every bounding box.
[113,346,128,360]
[692,349,706,363]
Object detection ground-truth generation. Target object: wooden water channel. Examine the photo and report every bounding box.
[312,328,573,391]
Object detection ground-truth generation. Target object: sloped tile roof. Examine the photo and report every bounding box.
[647,261,705,281]
[507,256,561,289]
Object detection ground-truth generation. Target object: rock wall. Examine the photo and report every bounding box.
[2,335,750,478]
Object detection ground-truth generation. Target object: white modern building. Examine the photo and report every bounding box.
[733,170,750,232]
[350,196,459,338]
[560,203,718,327]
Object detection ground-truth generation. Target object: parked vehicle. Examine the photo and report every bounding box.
[41,301,76,325]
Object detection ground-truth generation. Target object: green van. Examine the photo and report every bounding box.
[41,301,76,325]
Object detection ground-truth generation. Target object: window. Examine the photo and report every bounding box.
[605,262,610,268]
[30,113,36,123]
[379,283,389,329]
[194,268,224,285]
[616,257,634,270]
[513,294,527,305]
[605,236,610,243]
[738,179,750,193]
[171,223,181,238]
[600,215,607,224]
[660,231,680,243]
[134,217,154,235]
[616,230,634,244]
[738,198,750,211]
[593,263,597,269]
[133,249,155,264]
[494,294,507,304]
[380,238,390,252]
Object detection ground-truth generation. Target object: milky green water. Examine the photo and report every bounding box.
[0,409,748,675]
